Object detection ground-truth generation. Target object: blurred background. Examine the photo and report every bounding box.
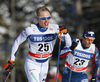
[0,0,100,82]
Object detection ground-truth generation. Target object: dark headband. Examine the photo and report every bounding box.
[83,31,95,38]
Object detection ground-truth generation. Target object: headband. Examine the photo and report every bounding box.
[83,31,95,38]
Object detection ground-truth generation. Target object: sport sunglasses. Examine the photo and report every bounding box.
[84,36,95,42]
[38,16,51,20]
[86,38,95,42]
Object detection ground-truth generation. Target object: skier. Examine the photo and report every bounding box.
[4,6,71,82]
[60,28,99,82]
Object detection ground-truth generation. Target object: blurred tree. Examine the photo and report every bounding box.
[0,0,100,82]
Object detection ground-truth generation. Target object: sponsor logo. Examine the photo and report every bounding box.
[23,29,28,36]
[33,28,36,31]
[34,36,53,41]
[21,32,24,37]
[29,69,36,71]
[49,28,53,31]
[75,51,91,59]
[90,48,93,52]
[88,31,94,36]
[29,34,56,42]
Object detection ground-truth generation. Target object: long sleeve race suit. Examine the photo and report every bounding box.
[9,23,71,82]
[10,23,71,61]
[60,39,99,82]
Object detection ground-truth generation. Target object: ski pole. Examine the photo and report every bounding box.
[5,72,11,82]
[68,41,79,82]
[56,33,62,82]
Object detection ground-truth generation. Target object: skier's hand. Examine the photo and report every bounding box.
[59,25,67,34]
[90,77,96,82]
[70,41,79,50]
[4,60,15,72]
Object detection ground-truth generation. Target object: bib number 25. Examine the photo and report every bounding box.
[38,43,49,52]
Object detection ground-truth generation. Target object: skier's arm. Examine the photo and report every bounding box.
[10,29,28,61]
[4,27,30,72]
[91,47,99,82]
[60,39,79,58]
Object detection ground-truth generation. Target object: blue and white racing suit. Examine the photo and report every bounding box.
[10,23,71,82]
[60,39,99,82]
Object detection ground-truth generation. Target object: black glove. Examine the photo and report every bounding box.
[70,41,79,50]
[4,60,15,72]
[59,25,67,34]
[90,77,96,82]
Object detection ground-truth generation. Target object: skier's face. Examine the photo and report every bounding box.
[37,11,51,28]
[82,37,95,47]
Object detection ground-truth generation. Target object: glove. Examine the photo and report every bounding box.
[59,25,67,34]
[90,77,96,82]
[4,60,15,72]
[70,41,79,50]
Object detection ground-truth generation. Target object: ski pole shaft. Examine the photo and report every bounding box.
[5,72,11,82]
[56,33,62,82]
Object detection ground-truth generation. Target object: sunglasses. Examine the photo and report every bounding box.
[38,16,51,20]
[86,38,95,42]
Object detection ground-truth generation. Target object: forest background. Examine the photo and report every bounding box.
[0,0,100,82]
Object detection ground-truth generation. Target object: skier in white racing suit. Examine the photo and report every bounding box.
[60,28,99,82]
[4,6,71,82]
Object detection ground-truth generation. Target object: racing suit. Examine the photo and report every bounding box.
[60,39,99,82]
[10,23,71,82]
